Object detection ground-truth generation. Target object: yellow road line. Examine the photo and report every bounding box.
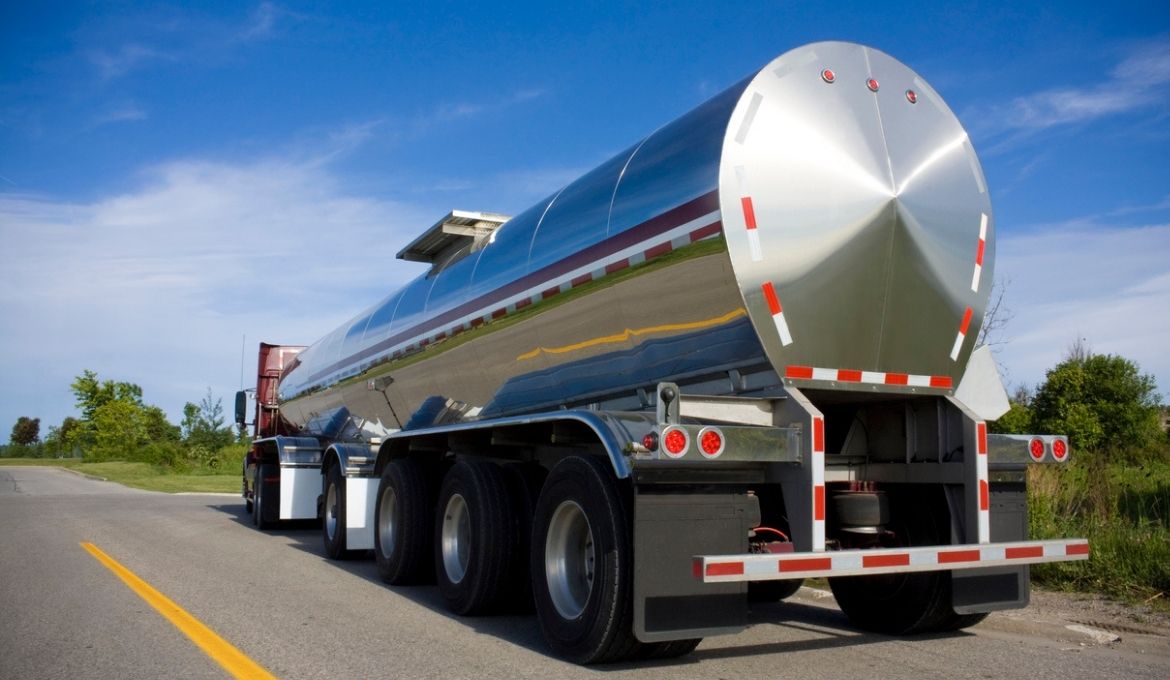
[516,307,748,361]
[81,542,277,680]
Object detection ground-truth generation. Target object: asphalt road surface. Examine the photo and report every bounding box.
[2,466,1168,679]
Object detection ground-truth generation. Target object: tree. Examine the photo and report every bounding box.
[9,417,41,445]
[70,370,143,423]
[1031,342,1163,457]
[181,389,234,452]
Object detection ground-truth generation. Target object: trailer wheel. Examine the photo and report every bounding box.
[374,459,435,585]
[254,463,278,530]
[434,460,521,615]
[531,455,639,664]
[828,491,955,634]
[244,462,253,514]
[322,463,355,560]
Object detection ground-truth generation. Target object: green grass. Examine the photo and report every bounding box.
[1029,457,1170,607]
[0,457,242,494]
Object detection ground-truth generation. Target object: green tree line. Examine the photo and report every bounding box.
[3,370,246,472]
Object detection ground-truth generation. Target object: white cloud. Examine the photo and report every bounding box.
[92,103,148,127]
[978,39,1170,135]
[994,220,1170,398]
[88,44,169,80]
[0,143,432,431]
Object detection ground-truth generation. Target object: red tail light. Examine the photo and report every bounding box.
[1052,438,1068,461]
[698,427,725,458]
[642,432,659,452]
[662,426,689,458]
[1029,437,1045,462]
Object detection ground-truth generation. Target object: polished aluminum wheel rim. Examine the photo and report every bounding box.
[441,493,470,584]
[377,486,397,559]
[545,500,594,620]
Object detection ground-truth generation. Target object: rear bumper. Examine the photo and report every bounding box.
[694,537,1089,583]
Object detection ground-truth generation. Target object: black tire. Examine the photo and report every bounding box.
[748,578,803,603]
[434,459,522,615]
[636,638,702,660]
[250,467,259,525]
[374,459,435,585]
[829,490,957,634]
[531,455,639,664]
[254,463,278,530]
[244,464,254,515]
[322,463,355,560]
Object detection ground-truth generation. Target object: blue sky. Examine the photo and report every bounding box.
[2,1,1168,435]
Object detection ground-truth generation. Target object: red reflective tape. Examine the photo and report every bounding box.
[780,557,832,573]
[571,273,592,287]
[470,317,484,328]
[491,308,507,319]
[979,479,989,511]
[1066,543,1090,556]
[1006,546,1043,559]
[977,422,988,455]
[541,286,560,300]
[975,239,986,266]
[930,375,953,389]
[692,559,702,580]
[864,553,910,568]
[741,197,758,230]
[813,417,825,453]
[814,485,825,520]
[959,307,973,335]
[434,332,447,341]
[706,562,745,577]
[605,259,630,275]
[644,241,673,259]
[939,549,981,564]
[786,365,814,380]
[761,281,782,315]
[690,221,723,242]
[884,372,909,385]
[837,369,862,382]
[515,297,532,310]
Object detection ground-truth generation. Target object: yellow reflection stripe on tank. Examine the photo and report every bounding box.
[516,307,747,361]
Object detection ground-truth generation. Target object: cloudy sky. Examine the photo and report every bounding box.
[2,1,1168,434]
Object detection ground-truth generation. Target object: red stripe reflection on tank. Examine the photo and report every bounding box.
[571,273,592,288]
[689,221,723,242]
[605,259,630,274]
[786,366,814,380]
[959,307,973,335]
[741,197,758,230]
[761,281,782,314]
[644,241,673,259]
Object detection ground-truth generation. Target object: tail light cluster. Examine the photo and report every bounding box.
[651,425,726,459]
[1029,436,1070,462]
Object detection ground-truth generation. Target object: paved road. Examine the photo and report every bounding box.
[2,466,1167,679]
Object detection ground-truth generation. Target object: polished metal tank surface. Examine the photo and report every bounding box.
[276,42,993,440]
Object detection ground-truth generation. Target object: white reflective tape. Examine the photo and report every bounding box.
[907,374,932,387]
[747,228,763,261]
[981,545,1006,561]
[735,92,763,144]
[979,213,989,240]
[976,448,990,543]
[811,367,837,381]
[773,311,793,346]
[833,553,863,571]
[950,331,965,361]
[971,263,983,292]
[744,559,777,576]
[910,550,940,566]
[860,371,884,384]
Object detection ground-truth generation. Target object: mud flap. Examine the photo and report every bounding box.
[633,491,759,642]
[952,480,1030,613]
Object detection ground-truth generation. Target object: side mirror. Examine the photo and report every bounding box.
[235,390,248,429]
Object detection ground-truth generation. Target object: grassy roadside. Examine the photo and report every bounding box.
[0,458,241,494]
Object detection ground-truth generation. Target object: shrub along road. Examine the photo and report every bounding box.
[2,467,1168,679]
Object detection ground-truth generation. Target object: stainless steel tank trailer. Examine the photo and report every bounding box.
[236,41,1088,664]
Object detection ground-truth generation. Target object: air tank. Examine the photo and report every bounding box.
[277,41,993,439]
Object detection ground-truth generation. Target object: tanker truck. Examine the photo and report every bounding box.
[236,41,1088,664]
